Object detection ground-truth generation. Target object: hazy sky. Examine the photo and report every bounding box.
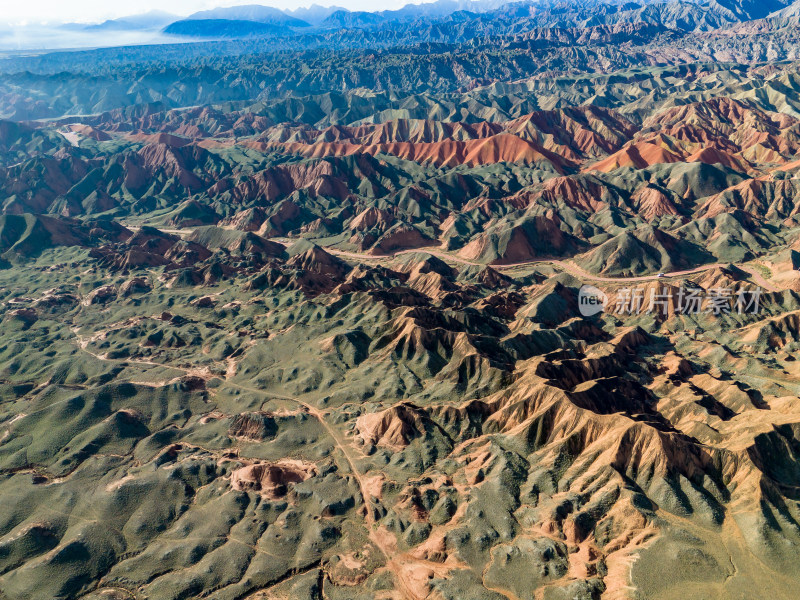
[0,0,422,24]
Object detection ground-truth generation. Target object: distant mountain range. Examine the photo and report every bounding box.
[82,10,179,31]
[57,0,531,39]
[7,0,800,48]
[138,0,800,39]
[163,19,291,38]
[181,4,313,28]
[283,4,349,25]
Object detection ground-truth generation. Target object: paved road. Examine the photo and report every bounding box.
[135,229,782,290]
[323,245,780,289]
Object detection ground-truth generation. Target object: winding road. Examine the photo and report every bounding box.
[322,245,780,291]
[63,237,783,600]
[72,332,432,600]
[128,227,782,291]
